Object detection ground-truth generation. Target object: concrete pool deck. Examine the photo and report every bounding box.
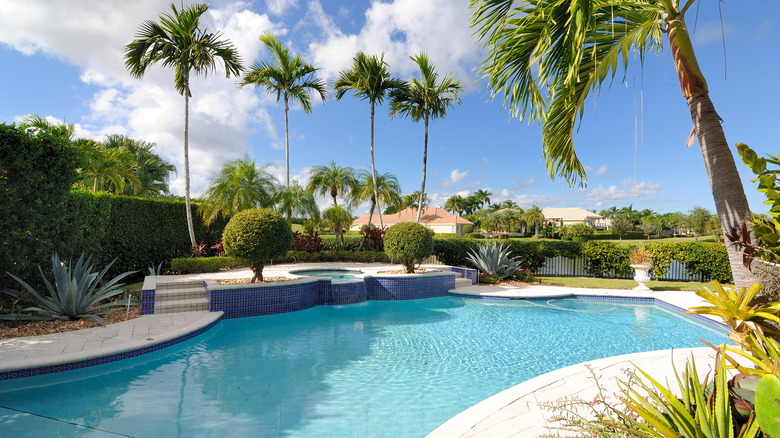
[0,263,725,436]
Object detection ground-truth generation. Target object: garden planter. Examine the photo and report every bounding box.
[631,264,652,292]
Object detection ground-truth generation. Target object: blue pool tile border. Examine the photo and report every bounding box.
[0,315,223,381]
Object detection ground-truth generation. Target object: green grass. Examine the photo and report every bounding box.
[291,224,304,232]
[538,276,712,291]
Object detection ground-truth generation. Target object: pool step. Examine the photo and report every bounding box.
[154,281,209,314]
[454,278,473,289]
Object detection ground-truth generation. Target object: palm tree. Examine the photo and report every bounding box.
[200,156,277,226]
[473,189,492,209]
[334,52,404,229]
[103,134,175,197]
[76,140,141,194]
[390,52,463,223]
[323,204,353,249]
[524,205,545,237]
[307,161,357,207]
[241,32,327,188]
[445,194,467,216]
[351,170,402,229]
[124,2,243,247]
[471,0,757,287]
[273,181,320,223]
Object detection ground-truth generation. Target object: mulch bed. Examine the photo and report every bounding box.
[0,306,142,340]
[216,277,293,285]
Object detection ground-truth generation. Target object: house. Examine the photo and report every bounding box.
[542,207,607,230]
[350,207,474,236]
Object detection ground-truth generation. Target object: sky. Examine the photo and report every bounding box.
[1,0,778,218]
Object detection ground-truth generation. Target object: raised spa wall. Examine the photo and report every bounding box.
[142,269,473,319]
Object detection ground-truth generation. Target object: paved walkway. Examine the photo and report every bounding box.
[0,263,724,437]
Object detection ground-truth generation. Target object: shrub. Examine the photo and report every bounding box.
[1,252,136,325]
[384,222,434,273]
[478,273,499,284]
[432,238,481,267]
[170,256,245,274]
[361,226,385,252]
[466,242,522,280]
[580,241,632,278]
[223,208,292,282]
[322,236,362,251]
[292,230,325,253]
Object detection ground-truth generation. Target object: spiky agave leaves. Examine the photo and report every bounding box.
[466,242,522,280]
[2,253,137,325]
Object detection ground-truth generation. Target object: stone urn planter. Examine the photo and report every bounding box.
[630,264,652,292]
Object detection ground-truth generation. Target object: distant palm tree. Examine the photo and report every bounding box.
[307,161,357,207]
[335,52,404,229]
[124,2,243,247]
[445,194,467,216]
[274,181,320,223]
[501,199,517,209]
[524,205,545,237]
[351,170,402,228]
[323,204,353,249]
[473,189,492,209]
[390,52,462,223]
[200,156,277,226]
[18,115,75,140]
[241,32,327,188]
[103,134,175,197]
[76,139,141,194]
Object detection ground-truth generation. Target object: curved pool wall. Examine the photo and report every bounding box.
[195,271,458,319]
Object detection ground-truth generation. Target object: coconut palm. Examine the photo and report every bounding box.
[200,156,277,226]
[241,32,327,188]
[307,161,357,207]
[274,181,320,223]
[445,194,468,216]
[124,2,243,247]
[524,205,545,237]
[473,189,492,209]
[103,134,175,197]
[470,0,757,287]
[351,170,402,229]
[390,53,462,223]
[334,52,404,229]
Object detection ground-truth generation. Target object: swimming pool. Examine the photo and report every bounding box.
[290,268,364,282]
[0,296,727,437]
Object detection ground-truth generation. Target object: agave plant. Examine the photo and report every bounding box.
[2,252,137,325]
[466,242,522,280]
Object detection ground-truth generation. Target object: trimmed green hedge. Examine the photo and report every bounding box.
[433,239,580,272]
[170,256,245,274]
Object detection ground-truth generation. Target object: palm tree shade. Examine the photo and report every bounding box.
[124,2,243,247]
[390,52,462,223]
[351,170,402,229]
[307,161,357,207]
[241,32,327,188]
[200,156,277,226]
[334,52,404,229]
[470,0,757,287]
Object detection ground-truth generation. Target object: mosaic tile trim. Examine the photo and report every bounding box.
[141,289,155,315]
[451,267,478,285]
[319,280,367,305]
[0,316,223,381]
[208,281,320,319]
[366,273,456,300]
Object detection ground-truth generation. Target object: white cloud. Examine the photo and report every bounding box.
[439,168,469,188]
[265,0,299,16]
[584,163,612,178]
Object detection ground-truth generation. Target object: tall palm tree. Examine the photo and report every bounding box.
[307,161,357,207]
[351,170,402,229]
[445,194,468,216]
[241,32,327,188]
[524,205,544,237]
[200,156,277,226]
[473,189,492,209]
[103,134,175,197]
[390,53,463,224]
[273,181,320,223]
[124,2,243,247]
[334,52,405,229]
[471,0,757,287]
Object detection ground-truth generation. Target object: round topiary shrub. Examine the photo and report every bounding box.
[222,208,292,282]
[384,222,434,273]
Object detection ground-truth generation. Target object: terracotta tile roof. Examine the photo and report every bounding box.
[352,207,473,226]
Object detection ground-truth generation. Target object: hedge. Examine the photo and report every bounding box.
[170,256,245,274]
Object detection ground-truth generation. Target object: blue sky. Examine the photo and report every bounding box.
[1,0,778,217]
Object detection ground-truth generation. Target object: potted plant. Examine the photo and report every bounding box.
[629,247,652,292]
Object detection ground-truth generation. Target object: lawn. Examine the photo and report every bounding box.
[538,276,712,291]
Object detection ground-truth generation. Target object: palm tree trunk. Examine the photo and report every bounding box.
[417,118,429,224]
[284,94,290,188]
[370,102,383,229]
[183,84,197,248]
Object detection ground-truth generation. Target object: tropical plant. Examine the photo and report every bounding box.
[466,242,522,280]
[273,180,320,223]
[687,206,713,242]
[222,208,292,282]
[445,194,468,216]
[470,0,757,288]
[200,156,277,226]
[75,139,142,194]
[611,213,635,241]
[323,204,353,249]
[100,134,175,197]
[390,52,462,223]
[351,169,402,229]
[524,205,544,237]
[241,32,327,187]
[473,189,492,209]
[384,222,434,273]
[361,226,386,252]
[124,2,243,247]
[307,161,357,207]
[292,230,324,253]
[335,52,404,228]
[1,253,137,325]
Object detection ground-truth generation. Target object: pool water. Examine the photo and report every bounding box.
[0,297,727,437]
[291,269,363,282]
